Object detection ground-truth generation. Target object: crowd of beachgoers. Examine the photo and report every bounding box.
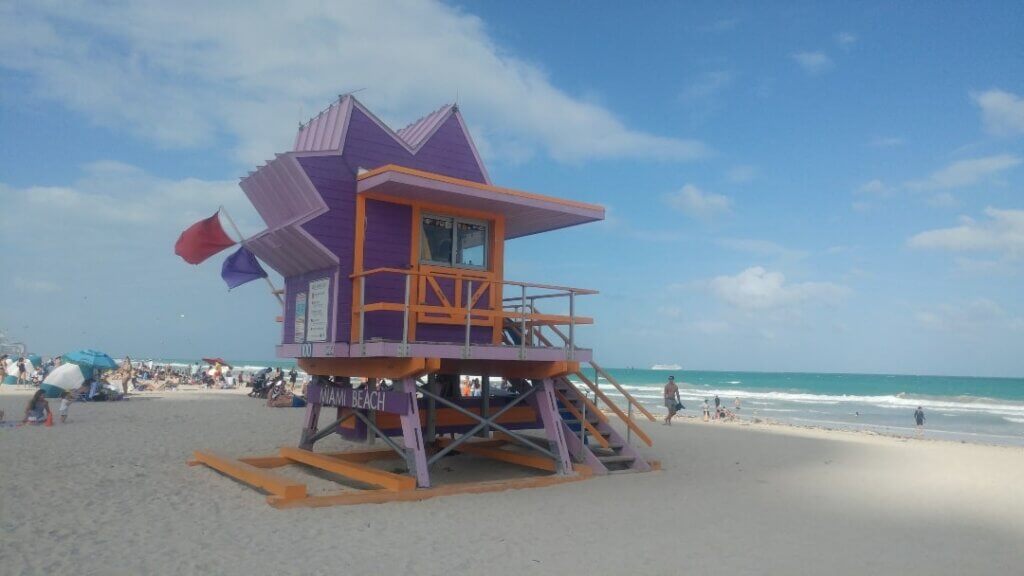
[0,353,319,426]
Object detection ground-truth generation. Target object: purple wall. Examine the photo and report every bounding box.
[283,268,336,344]
[291,106,492,345]
[362,199,411,341]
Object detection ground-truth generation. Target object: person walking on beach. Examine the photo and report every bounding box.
[663,375,681,425]
[121,356,134,395]
[914,406,926,437]
[16,356,29,386]
[702,399,711,422]
[59,391,72,423]
[288,368,298,391]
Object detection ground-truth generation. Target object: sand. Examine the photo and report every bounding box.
[2,386,1023,576]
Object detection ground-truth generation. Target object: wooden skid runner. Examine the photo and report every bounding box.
[190,444,593,508]
[279,447,415,492]
[189,451,307,500]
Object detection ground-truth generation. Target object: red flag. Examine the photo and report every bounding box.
[174,211,236,264]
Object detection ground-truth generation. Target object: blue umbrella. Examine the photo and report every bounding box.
[63,349,119,377]
[26,353,42,368]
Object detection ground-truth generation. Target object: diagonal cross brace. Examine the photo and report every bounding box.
[416,385,555,461]
[425,385,540,466]
[303,410,357,447]
[350,410,408,462]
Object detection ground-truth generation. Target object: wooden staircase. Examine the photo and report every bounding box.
[553,376,652,474]
[502,317,656,475]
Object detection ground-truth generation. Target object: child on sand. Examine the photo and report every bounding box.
[59,391,71,423]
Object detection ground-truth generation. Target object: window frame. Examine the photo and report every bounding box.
[419,212,490,271]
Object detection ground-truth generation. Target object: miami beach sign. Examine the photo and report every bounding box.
[308,382,411,414]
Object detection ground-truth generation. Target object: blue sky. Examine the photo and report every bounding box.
[1,1,1022,376]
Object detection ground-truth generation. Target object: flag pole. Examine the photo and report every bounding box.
[218,206,284,307]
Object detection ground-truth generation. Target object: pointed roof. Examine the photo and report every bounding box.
[395,104,455,149]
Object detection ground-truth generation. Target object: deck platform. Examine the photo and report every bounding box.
[189,439,593,509]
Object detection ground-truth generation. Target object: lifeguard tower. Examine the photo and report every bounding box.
[191,96,657,507]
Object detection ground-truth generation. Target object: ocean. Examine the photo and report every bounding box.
[578,368,1024,446]
[152,358,1024,446]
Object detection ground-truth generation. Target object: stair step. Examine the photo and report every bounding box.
[597,455,635,464]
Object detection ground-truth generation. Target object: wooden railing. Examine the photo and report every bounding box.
[351,267,596,356]
[504,304,656,429]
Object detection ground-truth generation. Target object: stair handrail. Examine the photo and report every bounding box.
[543,323,656,422]
[568,372,653,447]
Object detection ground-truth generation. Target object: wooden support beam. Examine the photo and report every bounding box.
[191,451,306,500]
[268,472,591,509]
[437,359,578,380]
[280,447,415,492]
[552,388,610,449]
[437,438,568,473]
[298,357,441,379]
[237,455,293,468]
[321,448,404,463]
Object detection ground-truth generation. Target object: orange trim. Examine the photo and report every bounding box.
[362,191,498,222]
[350,194,367,343]
[268,473,591,509]
[345,405,538,431]
[280,447,415,492]
[358,164,604,213]
[574,371,653,447]
[297,357,441,379]
[436,439,565,473]
[191,451,306,500]
[553,389,610,449]
[491,217,505,344]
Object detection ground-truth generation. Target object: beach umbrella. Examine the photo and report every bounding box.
[63,349,119,373]
[2,359,19,385]
[202,357,231,366]
[26,354,42,368]
[41,363,86,398]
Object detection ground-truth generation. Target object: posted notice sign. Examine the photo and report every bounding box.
[294,292,307,343]
[306,278,330,342]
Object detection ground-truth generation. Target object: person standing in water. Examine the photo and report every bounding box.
[663,375,681,425]
[914,406,926,437]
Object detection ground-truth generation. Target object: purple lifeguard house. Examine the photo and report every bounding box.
[192,96,656,506]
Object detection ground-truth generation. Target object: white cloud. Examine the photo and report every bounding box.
[14,278,61,293]
[725,164,757,183]
[0,163,261,262]
[792,51,833,74]
[906,154,1021,190]
[907,207,1024,258]
[856,179,892,196]
[916,299,1019,333]
[0,1,707,166]
[717,238,808,261]
[681,70,735,101]
[972,89,1024,136]
[710,266,847,311]
[665,184,732,219]
[689,320,731,335]
[926,192,958,208]
[834,32,857,49]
